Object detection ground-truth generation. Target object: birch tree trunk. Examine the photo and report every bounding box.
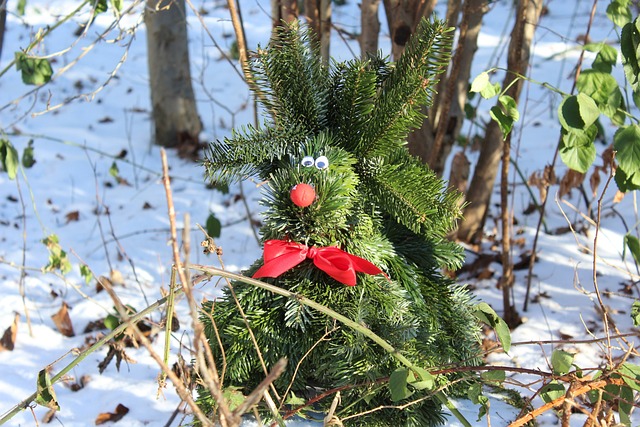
[145,0,202,154]
[456,0,544,243]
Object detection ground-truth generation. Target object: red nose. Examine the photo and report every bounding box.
[290,183,316,207]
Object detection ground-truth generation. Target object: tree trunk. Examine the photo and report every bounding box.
[382,0,436,61]
[456,0,544,243]
[145,0,202,155]
[360,0,381,58]
[304,0,321,37]
[0,0,6,62]
[319,0,331,63]
[272,0,298,29]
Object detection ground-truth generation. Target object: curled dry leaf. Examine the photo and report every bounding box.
[95,403,129,425]
[51,302,75,337]
[558,169,585,199]
[0,312,19,351]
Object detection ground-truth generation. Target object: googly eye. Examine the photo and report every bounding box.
[301,156,315,167]
[315,156,329,170]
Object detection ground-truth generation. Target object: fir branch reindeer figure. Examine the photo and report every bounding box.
[199,19,482,426]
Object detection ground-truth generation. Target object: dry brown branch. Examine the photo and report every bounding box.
[508,377,625,427]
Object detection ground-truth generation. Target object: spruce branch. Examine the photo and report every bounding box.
[358,18,454,158]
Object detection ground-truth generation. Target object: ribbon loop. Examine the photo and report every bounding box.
[252,239,385,286]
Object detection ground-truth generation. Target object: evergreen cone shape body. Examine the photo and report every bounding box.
[200,19,482,426]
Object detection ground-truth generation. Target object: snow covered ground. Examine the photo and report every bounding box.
[0,0,639,426]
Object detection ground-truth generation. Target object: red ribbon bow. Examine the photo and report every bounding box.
[252,239,385,286]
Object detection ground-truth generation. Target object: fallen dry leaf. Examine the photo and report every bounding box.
[65,210,80,223]
[95,403,129,425]
[51,302,75,337]
[0,312,19,351]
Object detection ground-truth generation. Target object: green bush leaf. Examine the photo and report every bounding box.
[621,19,640,93]
[559,125,597,173]
[206,213,222,238]
[558,94,599,130]
[576,70,623,120]
[607,0,632,27]
[620,363,640,391]
[632,301,640,327]
[551,349,575,375]
[389,368,413,401]
[489,95,519,139]
[0,139,19,180]
[80,264,93,285]
[540,381,565,403]
[614,124,640,192]
[474,303,511,352]
[584,43,618,73]
[471,72,500,99]
[467,382,489,420]
[17,0,27,16]
[109,161,119,178]
[42,234,72,275]
[625,234,640,266]
[22,140,36,168]
[14,51,53,85]
[481,369,505,385]
[408,366,435,391]
[614,165,640,192]
[36,368,60,410]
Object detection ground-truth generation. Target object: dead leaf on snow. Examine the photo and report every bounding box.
[51,302,75,337]
[65,210,80,223]
[0,312,19,351]
[95,403,129,425]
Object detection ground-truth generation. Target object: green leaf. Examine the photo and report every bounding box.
[489,106,514,138]
[494,318,511,353]
[0,139,19,180]
[389,368,413,401]
[109,161,119,178]
[80,264,93,285]
[559,125,597,173]
[614,165,640,192]
[42,234,72,275]
[540,381,565,404]
[576,70,623,120]
[408,366,435,391]
[22,140,36,168]
[631,301,640,327]
[551,349,575,375]
[94,0,108,14]
[558,94,599,130]
[614,124,640,192]
[111,0,123,11]
[467,382,489,420]
[621,19,640,93]
[104,313,120,331]
[607,0,632,27]
[14,51,53,85]
[285,391,306,406]
[474,303,511,352]
[625,234,640,266]
[470,71,500,99]
[223,386,245,411]
[481,369,505,385]
[206,213,222,238]
[620,363,640,391]
[619,384,633,425]
[35,368,60,410]
[585,43,618,73]
[17,0,27,16]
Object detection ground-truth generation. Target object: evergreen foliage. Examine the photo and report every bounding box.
[199,18,482,426]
